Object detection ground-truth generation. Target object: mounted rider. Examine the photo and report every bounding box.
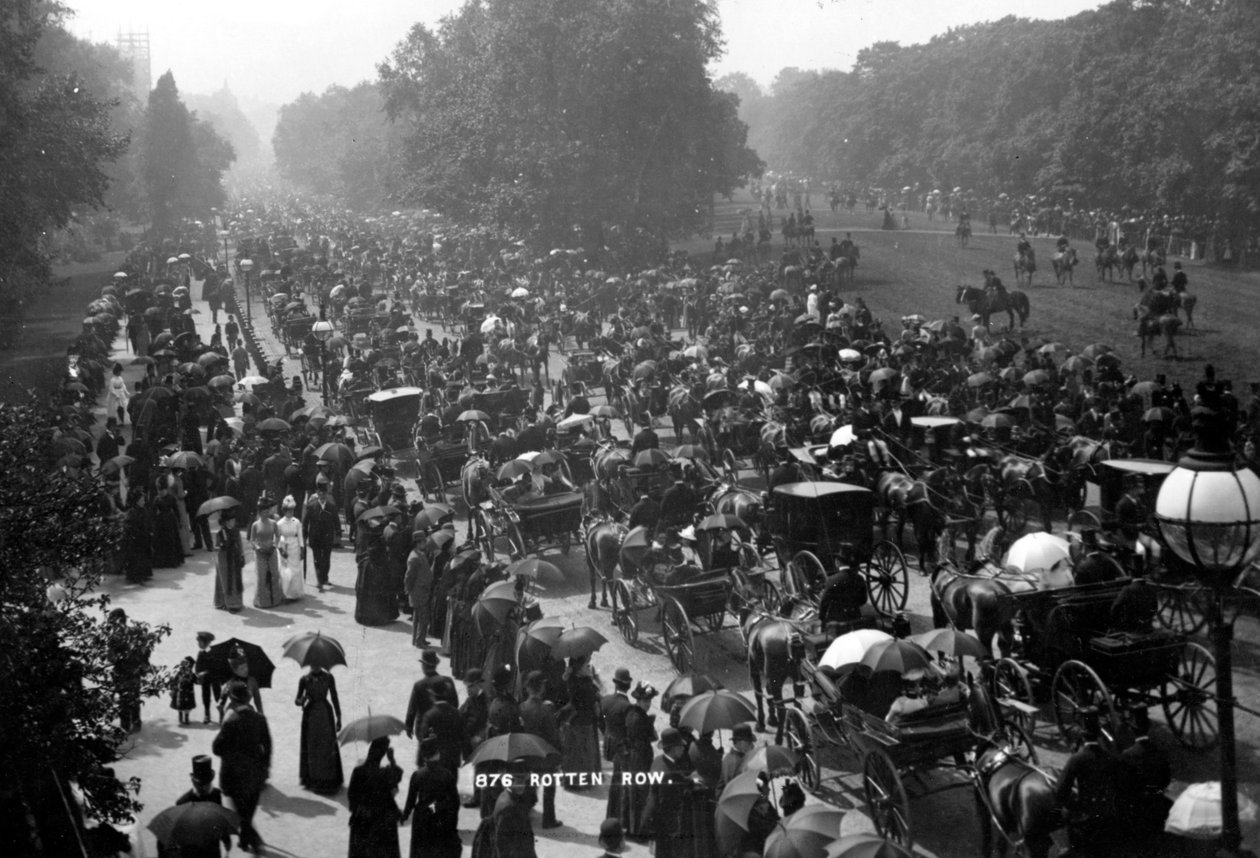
[1015,233,1036,268]
[982,269,1009,301]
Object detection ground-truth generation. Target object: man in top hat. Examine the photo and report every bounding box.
[563,383,591,418]
[600,667,634,763]
[644,728,700,858]
[405,649,458,740]
[717,722,756,794]
[166,755,230,858]
[520,670,563,828]
[630,423,659,456]
[460,668,490,748]
[401,736,462,858]
[302,475,340,591]
[486,664,523,739]
[1056,706,1123,856]
[597,818,627,857]
[1119,706,1172,838]
[418,676,467,775]
[212,684,272,853]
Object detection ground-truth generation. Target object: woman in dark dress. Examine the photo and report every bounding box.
[296,665,344,793]
[214,509,245,612]
[355,519,400,626]
[121,494,153,584]
[559,655,602,786]
[619,683,658,838]
[348,737,403,858]
[151,480,186,568]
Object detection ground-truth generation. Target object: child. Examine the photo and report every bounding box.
[171,656,197,725]
[194,631,220,724]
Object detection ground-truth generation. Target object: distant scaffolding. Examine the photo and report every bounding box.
[114,29,151,100]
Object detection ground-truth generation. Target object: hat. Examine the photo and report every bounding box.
[659,727,685,749]
[904,668,926,682]
[257,494,277,510]
[631,681,658,700]
[613,667,632,687]
[196,631,215,643]
[492,664,513,688]
[191,755,215,783]
[1078,705,1102,740]
[228,684,253,704]
[419,736,441,758]
[420,649,440,668]
[463,668,484,684]
[525,669,546,689]
[599,818,626,853]
[731,723,755,742]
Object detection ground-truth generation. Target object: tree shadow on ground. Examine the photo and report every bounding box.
[118,717,191,759]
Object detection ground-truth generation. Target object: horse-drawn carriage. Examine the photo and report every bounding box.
[986,576,1217,752]
[361,387,424,465]
[770,482,910,617]
[342,310,375,338]
[477,488,585,561]
[470,387,532,433]
[553,350,607,405]
[609,523,774,673]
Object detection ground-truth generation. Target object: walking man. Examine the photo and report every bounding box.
[301,477,340,591]
[212,684,272,853]
[405,531,435,647]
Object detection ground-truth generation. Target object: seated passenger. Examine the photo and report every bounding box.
[539,462,574,495]
[499,471,540,505]
[886,669,930,724]
[928,665,968,709]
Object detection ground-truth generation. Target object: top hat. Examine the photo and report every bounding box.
[463,668,484,684]
[658,727,685,749]
[599,818,626,853]
[420,649,440,668]
[613,667,632,687]
[731,723,755,743]
[419,736,441,758]
[228,684,253,704]
[492,664,513,688]
[191,755,215,783]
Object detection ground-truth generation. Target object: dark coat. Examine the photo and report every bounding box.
[406,672,459,735]
[659,483,699,528]
[302,494,340,545]
[402,762,461,858]
[472,789,535,858]
[418,699,467,773]
[627,497,661,532]
[487,691,523,738]
[599,691,632,761]
[631,427,659,454]
[211,706,272,799]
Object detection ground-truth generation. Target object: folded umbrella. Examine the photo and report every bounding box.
[281,631,347,670]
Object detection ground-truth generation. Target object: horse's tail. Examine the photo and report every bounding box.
[1016,293,1030,325]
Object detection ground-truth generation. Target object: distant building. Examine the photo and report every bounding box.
[114,30,151,100]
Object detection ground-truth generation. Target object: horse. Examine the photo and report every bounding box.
[1174,291,1197,331]
[1120,245,1140,281]
[929,560,1045,656]
[956,285,1031,332]
[956,222,972,248]
[460,455,494,543]
[1094,246,1120,282]
[1136,311,1181,359]
[708,484,766,542]
[742,597,818,736]
[995,449,1071,533]
[1142,246,1166,276]
[1051,248,1078,286]
[1012,251,1036,288]
[873,469,952,570]
[582,515,627,609]
[974,732,1061,858]
[667,385,702,444]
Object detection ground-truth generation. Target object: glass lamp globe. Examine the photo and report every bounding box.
[1156,460,1260,587]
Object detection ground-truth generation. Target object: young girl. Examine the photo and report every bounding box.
[171,656,198,725]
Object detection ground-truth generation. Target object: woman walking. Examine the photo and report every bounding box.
[250,497,285,609]
[295,664,343,793]
[276,495,306,601]
[214,507,245,612]
[559,655,602,787]
[619,683,658,838]
[106,363,130,426]
[121,494,153,584]
[348,737,403,858]
[151,478,186,569]
[354,516,399,626]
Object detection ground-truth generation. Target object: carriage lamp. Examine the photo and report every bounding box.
[1155,405,1260,856]
[312,307,335,406]
[239,259,255,325]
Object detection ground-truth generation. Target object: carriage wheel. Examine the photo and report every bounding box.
[478,510,498,561]
[612,579,639,646]
[1162,641,1218,750]
[722,448,740,485]
[867,542,909,616]
[760,579,784,615]
[991,657,1037,739]
[1052,660,1118,750]
[728,567,755,617]
[660,596,695,674]
[422,461,445,503]
[1156,584,1209,636]
[506,519,527,560]
[1067,509,1102,533]
[863,746,912,848]
[998,492,1030,534]
[784,708,821,793]
[787,551,827,600]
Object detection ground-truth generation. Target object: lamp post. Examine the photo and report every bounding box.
[218,228,230,266]
[1155,404,1260,857]
[239,258,254,325]
[311,306,335,406]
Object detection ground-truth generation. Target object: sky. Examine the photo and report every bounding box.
[65,0,1106,107]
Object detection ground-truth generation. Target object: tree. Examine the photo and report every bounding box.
[139,71,235,238]
[0,401,170,854]
[0,0,128,348]
[378,0,762,256]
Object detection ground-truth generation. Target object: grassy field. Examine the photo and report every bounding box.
[677,190,1260,398]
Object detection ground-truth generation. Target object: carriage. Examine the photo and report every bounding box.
[471,387,532,433]
[783,642,992,848]
[281,315,315,357]
[477,489,586,562]
[609,524,775,673]
[362,387,423,468]
[621,383,670,435]
[986,577,1217,752]
[769,482,910,617]
[416,431,471,503]
[553,350,607,405]
[342,310,375,338]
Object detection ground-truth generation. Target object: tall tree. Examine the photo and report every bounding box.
[378,0,762,256]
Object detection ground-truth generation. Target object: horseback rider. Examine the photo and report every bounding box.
[983,269,1008,300]
[1056,234,1071,254]
[1015,233,1035,266]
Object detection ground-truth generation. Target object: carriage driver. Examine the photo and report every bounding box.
[1055,706,1124,857]
[814,561,868,637]
[1113,473,1159,575]
[643,528,702,587]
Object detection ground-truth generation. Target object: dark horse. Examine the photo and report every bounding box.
[582,515,627,609]
[975,732,1061,858]
[874,469,952,571]
[956,285,1031,332]
[742,597,818,735]
[929,560,1042,657]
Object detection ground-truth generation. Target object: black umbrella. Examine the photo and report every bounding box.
[281,632,347,669]
[205,638,276,688]
[148,802,239,849]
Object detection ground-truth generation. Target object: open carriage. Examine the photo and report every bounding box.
[477,488,585,561]
[769,482,910,617]
[553,350,608,406]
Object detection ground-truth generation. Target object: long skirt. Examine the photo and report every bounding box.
[214,550,244,611]
[559,720,601,786]
[252,548,284,609]
[355,561,400,626]
[299,700,344,793]
[618,749,654,837]
[279,539,305,600]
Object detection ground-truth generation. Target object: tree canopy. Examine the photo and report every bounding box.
[376,0,762,253]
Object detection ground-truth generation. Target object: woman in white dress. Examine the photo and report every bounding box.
[105,363,130,426]
[276,495,306,601]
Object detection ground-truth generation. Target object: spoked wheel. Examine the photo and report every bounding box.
[728,567,755,616]
[1156,584,1209,636]
[612,579,639,645]
[1052,660,1118,749]
[478,510,498,560]
[863,746,912,848]
[784,708,821,793]
[1001,722,1040,765]
[660,595,695,674]
[866,542,909,615]
[1162,641,1218,750]
[506,520,527,560]
[422,461,445,503]
[722,448,740,485]
[786,551,826,600]
[991,657,1037,738]
[700,611,726,633]
[1067,509,1102,533]
[760,579,784,615]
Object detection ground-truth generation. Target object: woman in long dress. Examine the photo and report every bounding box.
[354,519,400,626]
[151,479,186,569]
[559,655,602,787]
[105,363,130,426]
[619,684,658,838]
[276,496,306,601]
[121,494,153,584]
[214,508,245,612]
[249,497,285,609]
[295,665,343,793]
[348,737,402,858]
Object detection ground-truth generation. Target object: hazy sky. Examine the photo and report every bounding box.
[66,0,1105,106]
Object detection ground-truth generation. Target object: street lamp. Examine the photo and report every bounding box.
[1155,404,1260,857]
[311,305,335,406]
[239,258,254,325]
[218,229,230,266]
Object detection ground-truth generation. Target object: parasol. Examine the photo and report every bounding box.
[205,637,275,687]
[819,629,893,670]
[281,631,347,670]
[465,732,559,767]
[677,690,757,733]
[148,803,239,850]
[337,714,406,746]
[858,639,934,675]
[763,805,846,858]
